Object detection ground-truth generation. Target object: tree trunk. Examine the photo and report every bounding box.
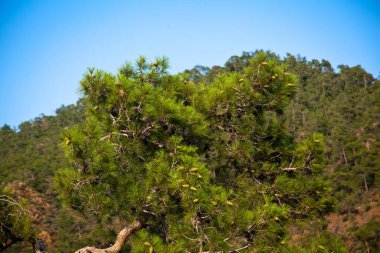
[291,107,296,133]
[302,111,305,128]
[74,221,144,253]
[341,145,348,165]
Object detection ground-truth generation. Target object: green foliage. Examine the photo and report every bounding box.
[2,50,378,252]
[56,54,331,252]
[184,50,380,252]
[282,231,347,253]
[0,102,84,192]
[0,187,31,249]
[187,49,380,209]
[0,103,85,252]
[283,56,380,210]
[354,220,380,252]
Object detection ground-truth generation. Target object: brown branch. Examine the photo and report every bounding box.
[0,233,48,253]
[74,221,144,253]
[0,236,22,252]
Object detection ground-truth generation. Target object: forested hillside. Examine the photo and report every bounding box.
[1,51,379,252]
[184,51,380,252]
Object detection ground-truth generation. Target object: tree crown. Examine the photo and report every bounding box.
[56,53,333,252]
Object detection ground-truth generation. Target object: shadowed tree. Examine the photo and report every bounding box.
[0,188,47,253]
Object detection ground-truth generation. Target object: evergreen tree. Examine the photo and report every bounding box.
[56,54,332,252]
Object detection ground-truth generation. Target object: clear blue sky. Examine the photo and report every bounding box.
[1,0,379,128]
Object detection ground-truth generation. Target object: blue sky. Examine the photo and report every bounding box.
[1,0,379,128]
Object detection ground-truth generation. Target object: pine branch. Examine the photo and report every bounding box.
[74,221,144,253]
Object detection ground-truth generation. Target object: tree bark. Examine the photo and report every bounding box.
[74,221,144,253]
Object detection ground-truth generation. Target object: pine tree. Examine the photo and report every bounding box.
[55,53,333,252]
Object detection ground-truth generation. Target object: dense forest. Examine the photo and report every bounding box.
[1,51,379,252]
